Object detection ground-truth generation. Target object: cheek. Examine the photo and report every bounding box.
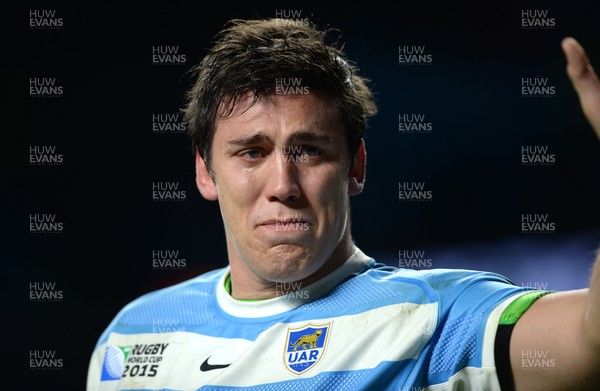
[215,168,261,222]
[305,169,349,215]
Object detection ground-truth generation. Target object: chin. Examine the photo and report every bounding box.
[261,247,319,283]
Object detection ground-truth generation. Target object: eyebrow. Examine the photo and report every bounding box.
[227,133,273,147]
[227,131,333,147]
[287,131,333,144]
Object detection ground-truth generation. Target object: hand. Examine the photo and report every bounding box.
[562,37,600,139]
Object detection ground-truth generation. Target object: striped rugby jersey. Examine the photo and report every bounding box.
[87,247,543,390]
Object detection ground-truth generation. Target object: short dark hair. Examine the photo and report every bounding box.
[183,18,378,173]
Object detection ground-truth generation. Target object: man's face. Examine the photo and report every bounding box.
[196,91,364,285]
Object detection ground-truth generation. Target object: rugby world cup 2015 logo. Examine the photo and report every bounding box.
[284,323,331,375]
[101,345,131,381]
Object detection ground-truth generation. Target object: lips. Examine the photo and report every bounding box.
[257,216,313,231]
[259,219,309,225]
[256,214,312,225]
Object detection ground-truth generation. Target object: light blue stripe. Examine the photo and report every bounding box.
[103,268,438,341]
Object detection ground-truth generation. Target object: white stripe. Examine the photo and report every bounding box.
[424,366,502,391]
[87,302,438,390]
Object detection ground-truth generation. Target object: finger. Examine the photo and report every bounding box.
[562,37,600,94]
[561,37,600,137]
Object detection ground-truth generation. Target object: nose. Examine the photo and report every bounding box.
[264,152,302,202]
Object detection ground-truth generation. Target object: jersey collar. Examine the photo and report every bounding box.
[215,246,372,318]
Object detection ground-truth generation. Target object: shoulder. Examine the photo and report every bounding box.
[94,268,227,347]
[364,264,517,295]
[123,267,225,310]
[129,267,225,302]
[359,263,525,313]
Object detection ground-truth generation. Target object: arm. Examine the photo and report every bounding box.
[510,37,600,391]
[511,260,600,390]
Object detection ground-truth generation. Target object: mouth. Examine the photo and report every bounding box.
[257,218,312,232]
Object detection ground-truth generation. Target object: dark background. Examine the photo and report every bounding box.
[5,1,600,389]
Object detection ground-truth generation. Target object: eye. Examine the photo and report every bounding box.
[241,149,264,160]
[302,146,320,157]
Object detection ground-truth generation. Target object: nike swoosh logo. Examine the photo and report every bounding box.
[200,356,232,372]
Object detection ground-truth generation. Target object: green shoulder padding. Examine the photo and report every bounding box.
[499,291,553,325]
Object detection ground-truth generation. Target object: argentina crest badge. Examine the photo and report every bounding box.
[284,322,331,375]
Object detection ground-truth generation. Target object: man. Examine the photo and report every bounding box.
[87,18,600,390]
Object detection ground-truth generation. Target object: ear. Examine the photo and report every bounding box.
[348,138,366,196]
[195,151,218,201]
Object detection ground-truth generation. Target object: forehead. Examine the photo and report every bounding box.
[214,91,343,139]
